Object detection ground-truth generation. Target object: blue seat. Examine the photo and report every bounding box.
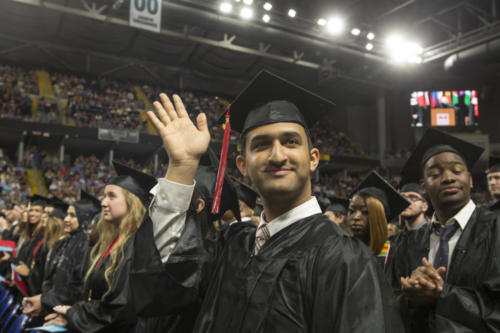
[0,294,13,319]
[0,291,8,305]
[6,313,28,333]
[1,303,19,330]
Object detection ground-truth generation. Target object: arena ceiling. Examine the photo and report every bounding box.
[0,0,499,102]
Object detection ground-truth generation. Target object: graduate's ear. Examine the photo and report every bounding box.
[422,200,428,213]
[309,148,320,172]
[469,171,473,189]
[419,178,427,195]
[236,155,247,177]
[196,198,205,214]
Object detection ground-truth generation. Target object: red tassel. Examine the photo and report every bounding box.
[211,106,231,214]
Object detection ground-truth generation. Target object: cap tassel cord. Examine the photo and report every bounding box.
[211,107,231,214]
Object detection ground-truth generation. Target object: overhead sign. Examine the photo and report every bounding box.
[129,0,162,33]
[98,128,140,143]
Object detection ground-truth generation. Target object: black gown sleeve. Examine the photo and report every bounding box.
[130,215,206,317]
[310,235,405,333]
[65,240,137,333]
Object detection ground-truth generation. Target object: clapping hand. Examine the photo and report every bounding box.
[400,258,446,305]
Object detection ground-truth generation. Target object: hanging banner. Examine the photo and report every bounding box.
[129,0,162,33]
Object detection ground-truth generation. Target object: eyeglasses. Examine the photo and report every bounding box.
[401,193,425,202]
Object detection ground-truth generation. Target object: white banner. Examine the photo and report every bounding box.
[129,0,162,33]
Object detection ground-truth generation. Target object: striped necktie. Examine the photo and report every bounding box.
[254,224,270,255]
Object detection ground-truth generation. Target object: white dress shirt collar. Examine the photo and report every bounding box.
[258,197,322,237]
[431,199,476,230]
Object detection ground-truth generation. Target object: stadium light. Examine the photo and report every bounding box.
[243,0,253,5]
[288,9,296,18]
[365,43,373,51]
[263,2,272,11]
[326,16,344,34]
[317,18,327,26]
[240,7,253,19]
[385,34,423,64]
[351,28,360,36]
[367,32,375,40]
[262,14,270,23]
[220,2,232,13]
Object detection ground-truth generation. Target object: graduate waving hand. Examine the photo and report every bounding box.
[147,93,210,185]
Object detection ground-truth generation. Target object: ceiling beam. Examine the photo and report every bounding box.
[376,0,416,20]
[7,0,387,70]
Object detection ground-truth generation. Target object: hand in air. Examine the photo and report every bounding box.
[148,94,210,166]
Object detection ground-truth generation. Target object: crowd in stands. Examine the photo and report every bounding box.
[0,64,38,121]
[52,73,148,131]
[1,142,491,211]
[0,63,363,157]
[0,154,32,210]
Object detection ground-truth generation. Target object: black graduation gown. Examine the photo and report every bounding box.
[65,235,137,333]
[132,213,404,332]
[489,200,500,215]
[41,229,89,311]
[15,227,45,267]
[28,237,49,295]
[2,223,20,243]
[385,206,500,333]
[132,216,200,333]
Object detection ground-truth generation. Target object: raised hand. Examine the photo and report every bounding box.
[148,94,211,185]
[148,94,210,166]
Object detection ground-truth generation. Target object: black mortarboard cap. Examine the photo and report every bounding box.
[400,182,425,198]
[30,195,50,208]
[230,177,259,209]
[73,191,101,230]
[354,171,410,221]
[49,201,69,220]
[221,70,335,136]
[401,128,484,184]
[487,155,500,174]
[325,197,349,215]
[196,147,241,222]
[111,161,157,205]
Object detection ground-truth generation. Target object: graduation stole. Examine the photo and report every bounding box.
[88,235,120,301]
[96,235,120,269]
[31,237,45,269]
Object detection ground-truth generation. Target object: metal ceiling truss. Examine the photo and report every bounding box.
[0,32,249,86]
[8,0,349,70]
[6,0,388,88]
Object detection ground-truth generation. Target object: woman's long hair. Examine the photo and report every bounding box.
[364,196,388,255]
[21,216,43,243]
[43,216,65,250]
[84,188,146,296]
